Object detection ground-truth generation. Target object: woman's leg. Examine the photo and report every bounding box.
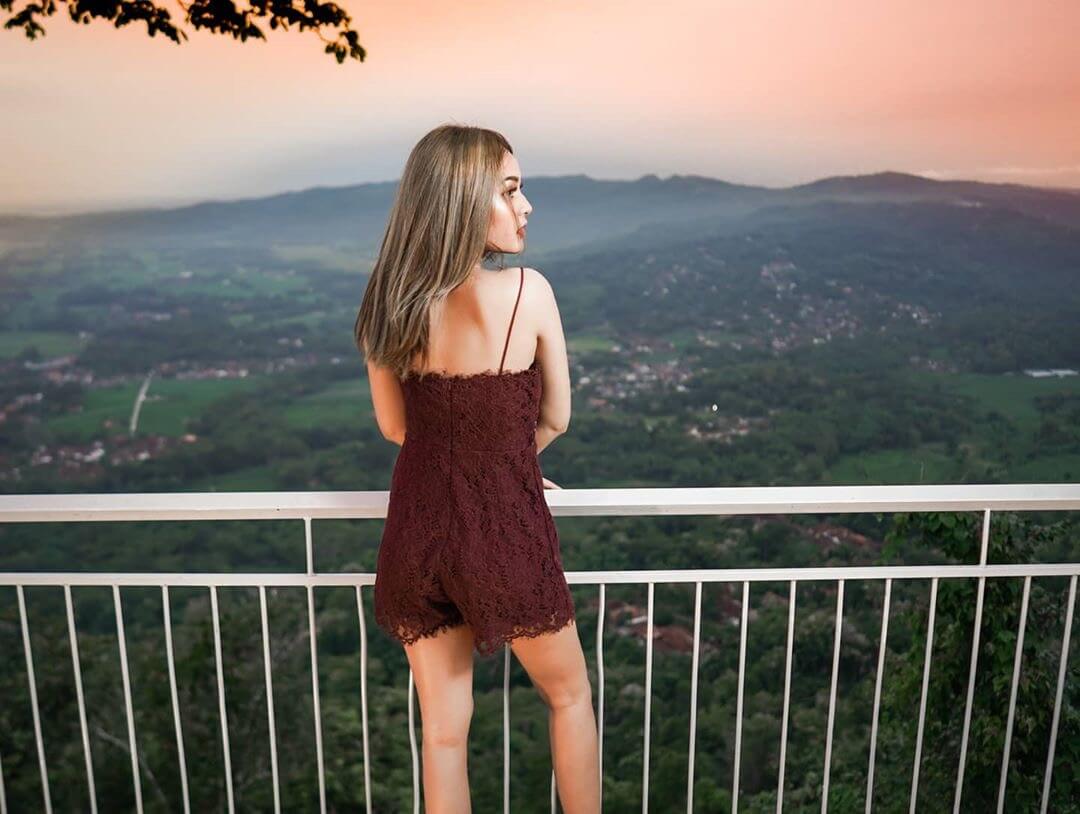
[403,623,476,814]
[510,619,601,814]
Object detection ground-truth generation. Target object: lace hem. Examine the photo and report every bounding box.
[384,608,577,657]
[475,608,577,658]
[388,618,468,648]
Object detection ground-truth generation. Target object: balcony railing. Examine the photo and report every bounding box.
[1,484,1078,813]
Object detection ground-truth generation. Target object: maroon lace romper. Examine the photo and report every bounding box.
[373,266,576,658]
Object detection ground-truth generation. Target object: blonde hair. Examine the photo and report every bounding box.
[354,123,518,379]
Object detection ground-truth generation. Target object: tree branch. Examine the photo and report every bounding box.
[2,0,367,62]
[92,722,171,808]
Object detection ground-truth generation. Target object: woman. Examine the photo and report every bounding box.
[354,124,601,813]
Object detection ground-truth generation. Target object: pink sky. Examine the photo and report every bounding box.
[3,0,1078,214]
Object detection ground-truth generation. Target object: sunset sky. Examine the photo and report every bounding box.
[3,0,1078,214]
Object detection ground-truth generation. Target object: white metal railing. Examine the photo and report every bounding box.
[1,484,1078,814]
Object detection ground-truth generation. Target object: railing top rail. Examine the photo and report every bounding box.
[0,483,1078,523]
[0,562,1077,587]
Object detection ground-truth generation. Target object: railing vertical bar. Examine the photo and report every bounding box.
[959,578,989,798]
[259,586,281,814]
[304,517,327,814]
[307,583,327,814]
[996,575,1031,814]
[551,770,557,811]
[0,741,6,814]
[65,585,97,814]
[642,581,655,814]
[209,586,234,814]
[113,585,144,814]
[407,671,420,814]
[865,578,892,813]
[305,514,315,575]
[776,580,797,814]
[821,579,844,814]
[1040,574,1077,813]
[17,585,52,814]
[355,586,373,814]
[161,586,189,814]
[978,508,991,564]
[732,581,749,814]
[909,577,939,814]
[597,583,606,812]
[503,642,511,814]
[954,509,992,814]
[686,581,702,814]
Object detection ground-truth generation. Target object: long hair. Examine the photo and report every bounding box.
[354,124,519,379]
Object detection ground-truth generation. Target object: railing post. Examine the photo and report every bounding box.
[64,585,97,814]
[161,586,190,814]
[866,578,892,813]
[822,580,845,813]
[733,581,749,814]
[407,670,420,814]
[997,575,1031,813]
[954,509,992,813]
[209,585,234,814]
[503,641,511,814]
[0,739,7,814]
[686,581,702,814]
[910,577,939,813]
[113,585,144,814]
[1041,574,1077,813]
[304,516,327,814]
[355,586,373,814]
[597,582,606,812]
[776,580,797,814]
[17,585,52,814]
[642,581,655,814]
[259,585,281,814]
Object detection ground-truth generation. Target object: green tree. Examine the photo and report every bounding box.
[873,511,1078,812]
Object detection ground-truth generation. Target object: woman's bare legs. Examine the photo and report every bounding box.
[510,619,601,813]
[403,623,476,814]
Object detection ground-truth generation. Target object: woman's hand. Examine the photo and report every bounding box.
[541,476,562,489]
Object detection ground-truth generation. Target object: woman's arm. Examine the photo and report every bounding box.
[531,268,571,454]
[535,422,562,455]
[366,349,407,446]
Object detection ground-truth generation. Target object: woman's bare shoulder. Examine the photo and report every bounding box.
[522,266,556,304]
[520,266,562,340]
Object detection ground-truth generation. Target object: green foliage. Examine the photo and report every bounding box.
[874,511,1079,812]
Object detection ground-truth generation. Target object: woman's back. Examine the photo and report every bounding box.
[408,265,535,378]
[400,265,540,452]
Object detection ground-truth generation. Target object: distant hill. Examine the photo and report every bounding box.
[1,171,1077,255]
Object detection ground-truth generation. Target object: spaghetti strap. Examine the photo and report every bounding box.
[497,266,525,374]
